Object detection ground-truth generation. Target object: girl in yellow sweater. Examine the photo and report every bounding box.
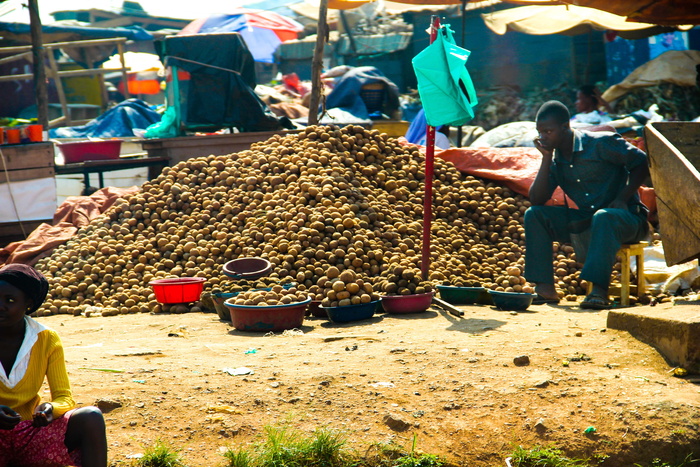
[0,264,107,467]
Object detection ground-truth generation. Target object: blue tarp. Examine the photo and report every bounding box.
[0,22,152,41]
[324,66,400,121]
[49,99,161,139]
[0,22,154,68]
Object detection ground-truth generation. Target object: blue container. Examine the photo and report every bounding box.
[487,290,536,311]
[323,300,381,323]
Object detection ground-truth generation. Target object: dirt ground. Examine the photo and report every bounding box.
[40,301,700,467]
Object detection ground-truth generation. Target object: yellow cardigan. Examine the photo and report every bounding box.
[0,317,75,420]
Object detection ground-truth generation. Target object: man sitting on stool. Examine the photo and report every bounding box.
[524,100,649,309]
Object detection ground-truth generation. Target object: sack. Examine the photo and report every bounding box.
[411,24,478,128]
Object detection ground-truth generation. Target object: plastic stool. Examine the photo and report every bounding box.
[587,241,648,306]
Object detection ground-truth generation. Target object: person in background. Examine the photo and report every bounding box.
[571,85,613,125]
[524,101,649,309]
[405,108,451,149]
[0,264,107,467]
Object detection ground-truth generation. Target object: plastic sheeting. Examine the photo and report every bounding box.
[0,22,153,68]
[0,186,139,266]
[325,66,400,121]
[156,33,291,132]
[430,144,568,205]
[554,0,700,27]
[602,50,700,103]
[482,5,692,39]
[406,142,657,218]
[49,99,161,139]
[412,24,477,127]
[178,10,303,64]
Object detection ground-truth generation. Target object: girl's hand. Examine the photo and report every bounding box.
[0,405,21,430]
[32,403,54,427]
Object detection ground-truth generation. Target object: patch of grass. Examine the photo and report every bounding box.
[306,427,350,466]
[395,452,443,467]
[635,454,699,467]
[358,436,445,467]
[395,435,444,467]
[510,445,589,467]
[222,425,350,467]
[222,448,254,467]
[135,440,187,467]
[359,441,406,467]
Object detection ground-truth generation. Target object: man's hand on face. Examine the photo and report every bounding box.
[534,137,554,158]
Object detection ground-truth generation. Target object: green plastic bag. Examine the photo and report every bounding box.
[412,24,478,128]
[145,106,178,139]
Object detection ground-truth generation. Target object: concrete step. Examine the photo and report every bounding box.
[607,303,700,373]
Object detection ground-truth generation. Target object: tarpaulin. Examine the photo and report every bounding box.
[325,66,400,121]
[602,50,700,102]
[178,10,303,64]
[555,0,700,26]
[156,33,291,132]
[0,186,139,266]
[52,186,139,227]
[0,22,153,68]
[482,5,692,39]
[0,223,78,267]
[432,144,567,205]
[403,140,656,216]
[49,99,161,139]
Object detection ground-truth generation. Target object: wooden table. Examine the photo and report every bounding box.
[54,156,170,189]
[139,130,299,165]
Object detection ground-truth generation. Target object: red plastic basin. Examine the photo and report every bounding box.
[381,292,434,314]
[150,277,206,304]
[224,297,310,332]
[59,140,122,163]
[308,300,326,318]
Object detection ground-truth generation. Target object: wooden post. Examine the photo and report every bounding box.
[46,48,71,126]
[117,41,131,99]
[308,0,329,126]
[28,0,49,129]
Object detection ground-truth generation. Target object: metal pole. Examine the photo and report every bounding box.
[28,0,48,129]
[456,0,467,147]
[308,0,329,125]
[421,15,440,282]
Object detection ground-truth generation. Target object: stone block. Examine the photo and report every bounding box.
[607,305,700,373]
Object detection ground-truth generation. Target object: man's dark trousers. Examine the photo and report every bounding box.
[524,206,648,287]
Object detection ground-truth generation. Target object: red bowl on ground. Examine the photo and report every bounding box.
[381,292,434,314]
[59,140,122,163]
[223,257,273,280]
[224,296,310,332]
[307,300,326,318]
[150,277,206,304]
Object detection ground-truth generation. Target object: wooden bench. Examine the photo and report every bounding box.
[587,241,648,306]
